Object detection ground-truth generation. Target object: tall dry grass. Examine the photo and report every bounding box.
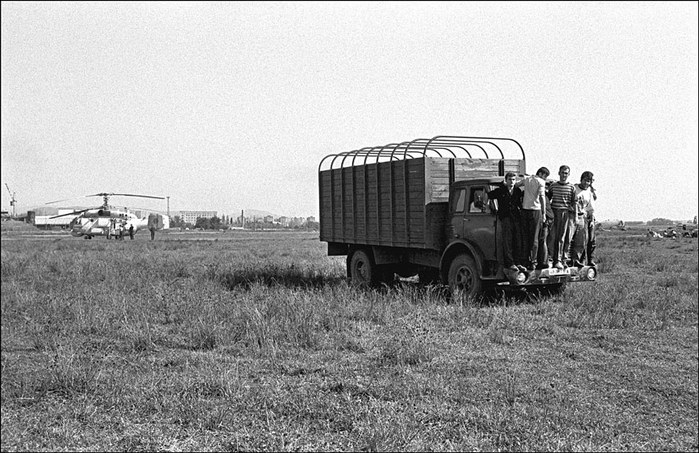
[1,228,697,451]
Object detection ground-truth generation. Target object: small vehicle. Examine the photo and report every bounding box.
[318,135,597,297]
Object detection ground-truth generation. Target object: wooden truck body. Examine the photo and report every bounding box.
[318,136,597,295]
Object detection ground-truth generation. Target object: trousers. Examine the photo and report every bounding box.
[521,209,542,267]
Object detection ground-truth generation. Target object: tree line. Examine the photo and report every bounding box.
[169,215,319,231]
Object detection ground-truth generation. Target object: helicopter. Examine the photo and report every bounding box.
[48,193,167,239]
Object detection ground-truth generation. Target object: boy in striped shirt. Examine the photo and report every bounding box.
[548,165,576,269]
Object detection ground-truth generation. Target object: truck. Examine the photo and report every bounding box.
[318,135,597,297]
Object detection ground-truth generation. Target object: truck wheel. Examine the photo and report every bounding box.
[448,254,482,298]
[349,249,377,287]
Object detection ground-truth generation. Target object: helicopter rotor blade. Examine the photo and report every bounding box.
[49,208,91,219]
[87,193,165,200]
[45,196,90,205]
[115,193,165,200]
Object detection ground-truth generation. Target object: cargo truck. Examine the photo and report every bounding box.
[318,135,597,297]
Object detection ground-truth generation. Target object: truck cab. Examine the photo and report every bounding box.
[442,177,597,297]
[447,178,501,269]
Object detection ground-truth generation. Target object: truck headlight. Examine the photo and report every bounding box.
[585,267,597,280]
[516,272,527,284]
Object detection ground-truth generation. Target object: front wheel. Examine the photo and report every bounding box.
[447,254,483,299]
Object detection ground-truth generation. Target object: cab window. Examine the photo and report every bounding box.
[468,187,491,214]
[452,188,466,213]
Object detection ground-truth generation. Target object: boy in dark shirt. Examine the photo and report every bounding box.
[488,172,524,272]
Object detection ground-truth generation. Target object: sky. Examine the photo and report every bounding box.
[1,1,697,222]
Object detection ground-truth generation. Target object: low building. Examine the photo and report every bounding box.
[178,210,217,224]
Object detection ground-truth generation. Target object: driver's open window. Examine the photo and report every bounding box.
[468,187,491,214]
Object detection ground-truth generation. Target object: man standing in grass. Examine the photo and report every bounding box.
[548,165,576,269]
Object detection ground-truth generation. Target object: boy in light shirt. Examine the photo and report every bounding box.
[515,166,549,270]
[571,171,596,267]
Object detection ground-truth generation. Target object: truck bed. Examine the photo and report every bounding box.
[319,156,525,250]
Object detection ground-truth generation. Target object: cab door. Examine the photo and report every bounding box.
[462,185,497,260]
[448,187,467,243]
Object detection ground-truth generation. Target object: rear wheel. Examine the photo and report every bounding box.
[448,254,483,299]
[349,249,378,287]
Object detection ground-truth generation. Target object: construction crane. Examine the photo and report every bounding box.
[5,183,17,218]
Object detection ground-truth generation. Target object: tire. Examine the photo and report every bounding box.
[349,249,378,287]
[447,254,483,299]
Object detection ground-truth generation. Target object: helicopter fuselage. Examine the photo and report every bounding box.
[70,210,148,239]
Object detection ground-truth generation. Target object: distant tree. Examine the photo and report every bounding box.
[192,216,224,230]
[170,215,184,228]
[194,217,211,230]
[694,215,697,225]
[210,216,222,230]
[648,218,673,225]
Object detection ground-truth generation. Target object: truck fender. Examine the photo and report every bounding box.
[440,240,484,282]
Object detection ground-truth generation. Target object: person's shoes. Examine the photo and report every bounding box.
[508,264,519,272]
[554,261,564,270]
[526,264,535,271]
[587,260,596,267]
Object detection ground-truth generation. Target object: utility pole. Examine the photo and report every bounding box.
[166,196,170,219]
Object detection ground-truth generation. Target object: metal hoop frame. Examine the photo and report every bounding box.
[319,135,525,172]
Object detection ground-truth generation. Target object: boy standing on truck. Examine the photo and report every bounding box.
[571,171,595,267]
[540,180,555,268]
[587,179,597,265]
[548,165,576,269]
[488,172,524,272]
[516,167,550,271]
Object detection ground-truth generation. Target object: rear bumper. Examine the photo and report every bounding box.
[498,265,597,287]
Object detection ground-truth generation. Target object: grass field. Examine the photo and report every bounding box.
[1,223,697,451]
